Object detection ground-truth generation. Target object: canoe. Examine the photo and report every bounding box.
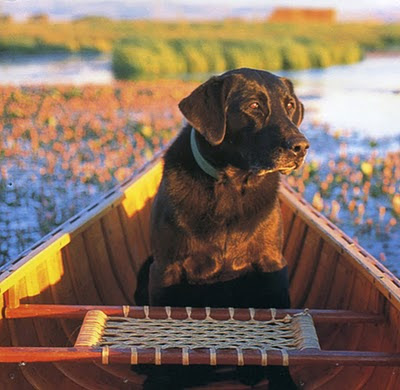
[1,151,400,390]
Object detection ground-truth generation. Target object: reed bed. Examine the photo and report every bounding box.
[1,18,400,76]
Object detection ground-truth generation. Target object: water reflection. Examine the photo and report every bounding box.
[0,53,112,85]
[282,55,400,137]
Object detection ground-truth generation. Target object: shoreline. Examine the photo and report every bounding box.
[365,50,400,58]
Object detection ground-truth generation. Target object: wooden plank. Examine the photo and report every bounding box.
[25,263,102,390]
[280,199,296,252]
[0,291,35,389]
[100,208,137,302]
[120,160,161,263]
[30,261,135,389]
[46,251,84,347]
[4,304,384,323]
[303,242,339,309]
[118,202,151,274]
[27,262,69,347]
[295,280,386,390]
[47,250,78,304]
[380,306,400,389]
[284,216,308,279]
[289,226,324,308]
[317,269,375,389]
[316,258,355,352]
[7,277,83,389]
[295,365,344,390]
[325,256,355,311]
[0,363,34,390]
[62,235,102,305]
[364,329,399,390]
[121,160,162,219]
[82,221,127,305]
[2,347,400,366]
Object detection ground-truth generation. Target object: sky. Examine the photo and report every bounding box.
[1,0,400,21]
[173,0,400,10]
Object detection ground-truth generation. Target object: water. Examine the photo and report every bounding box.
[283,55,400,138]
[1,52,400,272]
[1,52,399,136]
[0,53,112,85]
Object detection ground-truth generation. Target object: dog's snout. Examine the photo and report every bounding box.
[286,137,310,155]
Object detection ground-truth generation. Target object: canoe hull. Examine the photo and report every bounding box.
[1,158,400,389]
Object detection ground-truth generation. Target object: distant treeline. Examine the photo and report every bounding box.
[1,17,400,77]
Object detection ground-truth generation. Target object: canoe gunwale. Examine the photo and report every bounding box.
[0,153,163,294]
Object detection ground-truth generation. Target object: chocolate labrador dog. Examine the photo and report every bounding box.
[145,68,309,389]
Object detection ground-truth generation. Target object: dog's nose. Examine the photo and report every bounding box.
[286,137,310,155]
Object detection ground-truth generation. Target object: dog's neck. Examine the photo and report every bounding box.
[190,128,220,180]
[190,127,279,189]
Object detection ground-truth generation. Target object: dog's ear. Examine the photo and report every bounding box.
[292,99,304,127]
[179,76,227,145]
[281,77,304,127]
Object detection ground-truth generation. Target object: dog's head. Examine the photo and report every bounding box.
[179,68,309,176]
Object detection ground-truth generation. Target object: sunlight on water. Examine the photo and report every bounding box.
[0,53,112,85]
[284,56,400,137]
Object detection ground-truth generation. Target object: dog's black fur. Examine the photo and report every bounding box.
[140,68,309,389]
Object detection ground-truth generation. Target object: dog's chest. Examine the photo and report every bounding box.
[183,207,285,284]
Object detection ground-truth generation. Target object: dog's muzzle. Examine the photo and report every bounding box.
[277,135,310,174]
[285,136,310,157]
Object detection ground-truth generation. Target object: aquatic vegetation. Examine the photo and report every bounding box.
[0,82,399,275]
[1,18,400,76]
[288,124,400,274]
[113,39,363,78]
[0,81,197,263]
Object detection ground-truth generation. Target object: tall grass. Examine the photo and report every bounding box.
[112,38,364,78]
[0,18,399,76]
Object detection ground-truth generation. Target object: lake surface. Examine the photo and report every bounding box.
[1,52,399,137]
[0,53,112,85]
[284,55,400,138]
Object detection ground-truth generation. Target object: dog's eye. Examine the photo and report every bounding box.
[249,102,260,110]
[287,101,295,111]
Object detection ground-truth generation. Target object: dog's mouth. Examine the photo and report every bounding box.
[250,150,308,177]
[278,152,308,175]
[253,162,298,177]
[278,163,298,175]
[255,160,303,176]
[256,168,275,176]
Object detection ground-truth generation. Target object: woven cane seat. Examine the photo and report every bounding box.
[75,306,320,366]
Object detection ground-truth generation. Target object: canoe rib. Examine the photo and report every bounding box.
[5,304,385,324]
[2,347,400,367]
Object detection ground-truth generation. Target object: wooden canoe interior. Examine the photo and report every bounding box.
[1,157,400,389]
